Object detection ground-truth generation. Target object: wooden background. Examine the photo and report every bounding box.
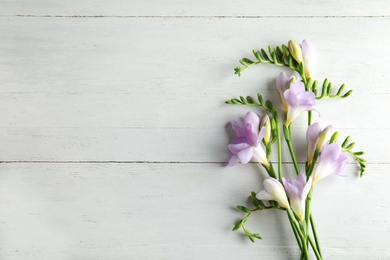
[1,1,389,259]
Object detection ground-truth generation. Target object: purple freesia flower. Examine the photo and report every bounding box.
[276,72,297,112]
[284,81,317,126]
[228,111,269,168]
[307,123,333,165]
[311,143,348,185]
[257,178,290,209]
[301,40,314,79]
[283,173,312,221]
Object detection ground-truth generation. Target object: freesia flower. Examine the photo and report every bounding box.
[306,123,333,165]
[228,111,269,168]
[311,143,348,185]
[301,40,314,79]
[256,178,290,209]
[284,81,317,126]
[283,173,312,221]
[276,72,297,112]
[288,39,314,79]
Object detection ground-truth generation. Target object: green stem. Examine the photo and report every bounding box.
[287,209,309,259]
[308,235,323,260]
[284,125,300,174]
[274,112,282,180]
[287,209,303,250]
[265,162,277,179]
[310,214,322,258]
[308,110,312,125]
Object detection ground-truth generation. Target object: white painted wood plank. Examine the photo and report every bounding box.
[1,0,389,17]
[1,17,389,96]
[0,17,388,162]
[0,163,388,259]
[0,126,383,164]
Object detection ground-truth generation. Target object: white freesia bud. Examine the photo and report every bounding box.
[288,40,303,64]
[256,178,290,209]
[317,125,333,150]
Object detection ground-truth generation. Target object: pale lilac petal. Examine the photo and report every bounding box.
[237,147,254,164]
[302,40,314,78]
[282,173,311,221]
[276,72,289,94]
[244,111,260,129]
[228,155,240,167]
[312,143,348,184]
[228,142,252,154]
[284,81,317,126]
[302,177,313,199]
[227,111,267,167]
[307,122,321,164]
[301,40,313,62]
[332,153,348,176]
[244,123,258,146]
[256,126,266,145]
[320,143,342,163]
[283,178,300,197]
[230,137,248,145]
[231,117,246,137]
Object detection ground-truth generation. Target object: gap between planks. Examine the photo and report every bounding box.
[1,15,389,19]
[0,161,382,164]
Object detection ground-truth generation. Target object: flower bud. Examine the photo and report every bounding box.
[317,125,333,150]
[260,115,271,145]
[288,40,303,64]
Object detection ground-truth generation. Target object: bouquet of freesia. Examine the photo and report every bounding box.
[226,40,366,259]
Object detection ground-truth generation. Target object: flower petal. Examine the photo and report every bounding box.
[228,155,240,167]
[237,147,254,164]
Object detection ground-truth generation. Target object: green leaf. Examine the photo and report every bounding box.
[253,50,262,62]
[341,90,353,98]
[330,131,339,143]
[251,233,262,239]
[345,142,356,150]
[237,205,252,213]
[260,49,270,61]
[232,219,243,231]
[242,58,254,65]
[246,96,255,104]
[341,136,351,148]
[275,46,284,63]
[250,192,265,209]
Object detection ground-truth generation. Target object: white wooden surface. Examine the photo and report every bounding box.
[0,1,389,259]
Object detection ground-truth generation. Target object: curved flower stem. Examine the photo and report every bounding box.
[283,125,300,174]
[287,209,307,256]
[304,188,314,257]
[274,111,283,180]
[308,235,323,260]
[310,214,322,257]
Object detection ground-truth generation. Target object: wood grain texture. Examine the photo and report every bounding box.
[1,1,389,16]
[0,1,389,259]
[0,163,388,260]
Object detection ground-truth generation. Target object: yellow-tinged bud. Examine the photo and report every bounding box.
[317,125,333,150]
[260,115,271,144]
[288,40,303,64]
[288,76,297,88]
